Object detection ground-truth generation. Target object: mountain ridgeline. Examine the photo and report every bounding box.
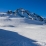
[0,8,46,23]
[7,8,44,21]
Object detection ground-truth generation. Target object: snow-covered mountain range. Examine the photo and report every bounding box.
[0,8,46,46]
[0,8,46,25]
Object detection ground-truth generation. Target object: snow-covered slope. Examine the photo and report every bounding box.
[0,17,46,46]
[1,25,46,46]
[0,18,46,46]
[0,17,44,27]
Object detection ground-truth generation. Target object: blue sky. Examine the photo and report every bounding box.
[0,0,46,17]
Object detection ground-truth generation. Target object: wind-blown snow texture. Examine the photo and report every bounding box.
[0,8,46,46]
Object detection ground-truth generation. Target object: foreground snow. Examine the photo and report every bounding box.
[0,17,46,46]
[0,25,46,46]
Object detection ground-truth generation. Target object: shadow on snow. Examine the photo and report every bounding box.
[0,29,40,46]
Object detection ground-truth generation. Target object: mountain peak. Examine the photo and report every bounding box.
[0,8,46,23]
